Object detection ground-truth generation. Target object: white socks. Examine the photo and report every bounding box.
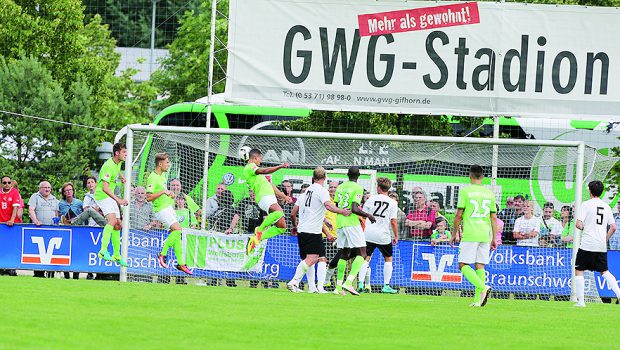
[306,264,316,291]
[316,262,327,290]
[291,261,309,284]
[575,275,585,305]
[602,271,620,298]
[384,261,393,286]
[358,261,368,285]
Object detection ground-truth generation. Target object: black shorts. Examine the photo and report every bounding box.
[575,249,608,273]
[367,241,393,258]
[298,233,325,259]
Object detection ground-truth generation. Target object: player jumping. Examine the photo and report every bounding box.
[148,153,192,275]
[244,149,292,255]
[93,142,128,267]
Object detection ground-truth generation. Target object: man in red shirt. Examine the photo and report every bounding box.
[405,190,435,239]
[0,176,21,226]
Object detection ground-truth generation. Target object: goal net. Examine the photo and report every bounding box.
[121,125,617,301]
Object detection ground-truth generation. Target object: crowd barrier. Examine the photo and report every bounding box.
[1,224,618,298]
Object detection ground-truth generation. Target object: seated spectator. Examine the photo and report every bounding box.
[61,178,106,226]
[495,204,504,246]
[170,178,201,218]
[608,202,620,250]
[560,205,574,248]
[388,191,409,241]
[513,200,540,247]
[209,190,239,234]
[10,179,24,222]
[130,186,157,231]
[539,202,562,247]
[405,190,435,239]
[430,218,451,245]
[498,194,525,244]
[28,181,59,278]
[429,199,449,229]
[175,193,197,229]
[238,190,265,234]
[59,183,84,222]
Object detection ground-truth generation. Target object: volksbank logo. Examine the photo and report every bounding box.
[411,249,462,283]
[21,228,72,265]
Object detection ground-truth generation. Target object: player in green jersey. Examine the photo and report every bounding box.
[333,167,375,296]
[243,149,292,256]
[147,153,192,275]
[93,143,128,266]
[451,165,498,307]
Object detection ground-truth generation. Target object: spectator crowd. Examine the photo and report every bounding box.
[2,173,620,283]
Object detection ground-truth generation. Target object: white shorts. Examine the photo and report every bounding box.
[95,197,120,218]
[154,206,178,230]
[337,226,365,249]
[458,242,491,264]
[258,195,277,213]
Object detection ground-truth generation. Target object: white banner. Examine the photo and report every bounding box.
[225,0,620,119]
[183,230,265,272]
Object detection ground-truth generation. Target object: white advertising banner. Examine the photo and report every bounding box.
[184,230,265,272]
[225,0,620,119]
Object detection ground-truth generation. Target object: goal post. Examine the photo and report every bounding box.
[119,124,616,301]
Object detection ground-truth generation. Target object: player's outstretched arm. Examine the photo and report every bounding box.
[146,189,172,203]
[391,218,398,245]
[255,162,290,175]
[103,181,128,206]
[325,200,350,216]
[352,202,375,223]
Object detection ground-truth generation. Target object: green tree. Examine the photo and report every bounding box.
[83,0,197,48]
[0,57,105,197]
[151,0,228,109]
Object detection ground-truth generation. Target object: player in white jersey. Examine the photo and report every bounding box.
[573,180,619,307]
[287,167,350,293]
[357,177,399,294]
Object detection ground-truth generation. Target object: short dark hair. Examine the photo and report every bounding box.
[588,180,604,197]
[348,166,360,180]
[1,176,10,182]
[113,143,125,156]
[514,194,526,201]
[561,205,573,219]
[249,149,262,159]
[469,165,484,179]
[543,202,554,209]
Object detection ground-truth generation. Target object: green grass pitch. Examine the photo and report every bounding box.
[1,276,618,349]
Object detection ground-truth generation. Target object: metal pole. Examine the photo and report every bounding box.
[571,142,586,301]
[491,116,500,192]
[149,0,157,77]
[128,124,584,148]
[120,128,134,282]
[200,0,218,229]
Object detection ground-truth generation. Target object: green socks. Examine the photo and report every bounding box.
[261,226,286,241]
[259,211,283,231]
[461,265,484,290]
[111,229,121,258]
[99,224,113,254]
[336,259,347,288]
[172,230,185,265]
[474,268,486,304]
[161,230,183,264]
[346,256,365,284]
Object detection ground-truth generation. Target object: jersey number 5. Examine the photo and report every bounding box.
[470,199,491,218]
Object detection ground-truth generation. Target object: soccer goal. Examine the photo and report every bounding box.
[119,124,617,301]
